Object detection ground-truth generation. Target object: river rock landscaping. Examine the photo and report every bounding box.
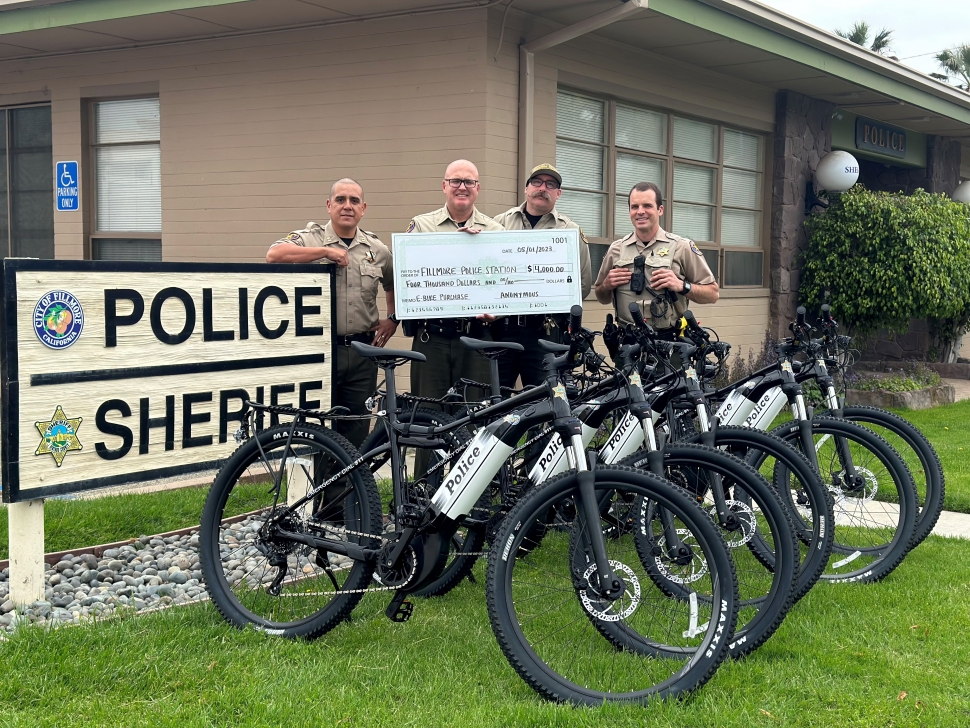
[0,531,208,633]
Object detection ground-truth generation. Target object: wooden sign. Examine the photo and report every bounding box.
[1,260,334,503]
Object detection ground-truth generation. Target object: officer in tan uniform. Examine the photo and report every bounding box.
[594,181,718,335]
[492,163,593,388]
[267,178,396,446]
[404,159,504,402]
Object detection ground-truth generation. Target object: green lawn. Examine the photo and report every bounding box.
[2,403,970,724]
[1,537,969,727]
[0,486,211,561]
[893,399,970,515]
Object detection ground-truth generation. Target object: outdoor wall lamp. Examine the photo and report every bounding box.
[805,150,860,214]
[952,180,970,204]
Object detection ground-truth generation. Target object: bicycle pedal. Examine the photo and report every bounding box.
[385,592,414,623]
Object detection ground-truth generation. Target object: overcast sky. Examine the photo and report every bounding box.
[758,0,970,81]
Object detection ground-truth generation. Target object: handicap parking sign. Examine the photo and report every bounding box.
[55,161,79,211]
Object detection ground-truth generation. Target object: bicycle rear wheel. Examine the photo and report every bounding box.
[768,417,917,583]
[199,423,381,638]
[486,465,738,705]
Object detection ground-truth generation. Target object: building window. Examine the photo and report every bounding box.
[90,97,162,261]
[556,89,767,287]
[0,105,54,259]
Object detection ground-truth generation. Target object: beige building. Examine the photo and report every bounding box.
[2,0,970,386]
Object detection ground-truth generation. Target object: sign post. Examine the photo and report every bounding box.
[1,260,335,605]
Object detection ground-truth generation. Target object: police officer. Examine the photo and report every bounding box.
[266,178,396,446]
[404,159,504,402]
[492,163,593,388]
[594,181,718,337]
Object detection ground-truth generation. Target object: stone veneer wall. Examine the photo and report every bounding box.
[857,135,962,198]
[768,90,834,339]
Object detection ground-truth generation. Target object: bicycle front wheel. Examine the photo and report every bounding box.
[822,405,944,550]
[200,423,382,639]
[620,443,797,659]
[486,465,738,705]
[768,417,917,583]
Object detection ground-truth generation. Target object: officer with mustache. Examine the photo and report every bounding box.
[491,164,592,388]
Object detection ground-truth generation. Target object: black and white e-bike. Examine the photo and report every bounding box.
[199,307,740,705]
[700,307,918,583]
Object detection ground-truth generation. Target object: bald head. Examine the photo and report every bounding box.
[442,159,480,222]
[330,177,362,201]
[444,159,479,180]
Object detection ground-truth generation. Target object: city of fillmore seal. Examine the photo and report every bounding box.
[33,290,84,349]
[35,405,83,467]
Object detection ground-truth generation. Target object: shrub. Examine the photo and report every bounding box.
[801,187,970,360]
[710,329,778,389]
[848,361,943,393]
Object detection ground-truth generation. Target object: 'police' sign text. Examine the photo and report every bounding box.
[1,260,334,502]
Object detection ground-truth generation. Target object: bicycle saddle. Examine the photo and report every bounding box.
[350,341,427,363]
[460,336,525,353]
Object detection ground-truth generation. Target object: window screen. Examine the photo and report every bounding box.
[0,106,54,259]
[556,91,607,237]
[92,98,161,261]
[556,89,766,286]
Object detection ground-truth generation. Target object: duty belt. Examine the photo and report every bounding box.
[499,313,564,333]
[338,331,376,347]
[417,318,482,339]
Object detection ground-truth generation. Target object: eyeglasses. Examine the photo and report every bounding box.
[445,178,480,189]
[528,178,560,190]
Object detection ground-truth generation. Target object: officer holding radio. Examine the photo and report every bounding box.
[594,181,718,339]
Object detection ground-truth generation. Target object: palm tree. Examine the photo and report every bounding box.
[932,45,970,91]
[835,21,894,56]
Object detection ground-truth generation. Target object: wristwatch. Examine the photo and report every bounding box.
[681,280,692,296]
[388,313,399,324]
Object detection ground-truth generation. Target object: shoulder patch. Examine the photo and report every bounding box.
[688,239,704,256]
[280,232,303,245]
[406,220,416,233]
[580,228,589,245]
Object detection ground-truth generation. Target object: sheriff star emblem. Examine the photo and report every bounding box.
[35,405,83,467]
[657,247,670,257]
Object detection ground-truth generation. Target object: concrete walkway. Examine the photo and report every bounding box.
[943,377,970,402]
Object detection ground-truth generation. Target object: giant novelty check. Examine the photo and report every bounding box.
[391,229,582,319]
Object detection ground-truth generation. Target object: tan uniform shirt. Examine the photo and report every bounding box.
[405,205,504,233]
[594,227,715,328]
[493,202,593,299]
[272,221,393,336]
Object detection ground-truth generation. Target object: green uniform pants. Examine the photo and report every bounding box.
[410,330,491,405]
[333,343,378,448]
[493,325,563,390]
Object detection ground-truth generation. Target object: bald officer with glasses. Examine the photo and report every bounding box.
[403,159,504,403]
[492,163,593,388]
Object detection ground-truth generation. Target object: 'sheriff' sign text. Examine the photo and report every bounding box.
[391,229,582,319]
[1,260,334,503]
